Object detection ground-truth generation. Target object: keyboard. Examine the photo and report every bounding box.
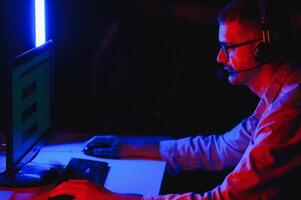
[60,158,109,186]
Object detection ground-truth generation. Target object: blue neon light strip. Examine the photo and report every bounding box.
[35,0,46,47]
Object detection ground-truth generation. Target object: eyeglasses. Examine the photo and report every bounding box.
[220,38,261,59]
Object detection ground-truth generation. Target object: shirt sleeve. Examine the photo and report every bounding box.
[159,117,253,173]
[146,92,301,200]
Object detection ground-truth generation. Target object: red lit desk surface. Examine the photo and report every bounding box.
[0,132,166,200]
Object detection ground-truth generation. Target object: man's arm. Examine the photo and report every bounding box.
[159,117,253,173]
[83,135,168,160]
[84,117,252,171]
[120,142,162,160]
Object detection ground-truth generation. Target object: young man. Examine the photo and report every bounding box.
[48,0,301,199]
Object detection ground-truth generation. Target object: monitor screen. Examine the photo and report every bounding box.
[6,40,53,175]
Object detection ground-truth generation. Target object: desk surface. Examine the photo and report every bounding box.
[0,132,166,200]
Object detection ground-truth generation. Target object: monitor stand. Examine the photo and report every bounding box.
[0,163,61,187]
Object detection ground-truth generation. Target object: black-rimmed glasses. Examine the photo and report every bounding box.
[220,38,261,59]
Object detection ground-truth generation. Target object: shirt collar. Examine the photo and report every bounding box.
[253,62,293,118]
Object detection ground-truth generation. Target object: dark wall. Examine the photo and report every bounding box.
[1,1,35,63]
[46,0,259,134]
[0,0,36,131]
[2,0,301,136]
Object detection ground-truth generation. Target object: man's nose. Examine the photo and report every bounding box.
[217,48,227,64]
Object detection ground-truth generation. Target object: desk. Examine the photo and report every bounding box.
[0,132,166,200]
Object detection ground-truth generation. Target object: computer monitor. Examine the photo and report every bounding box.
[0,40,57,187]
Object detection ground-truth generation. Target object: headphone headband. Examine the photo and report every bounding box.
[254,0,275,63]
[258,0,271,44]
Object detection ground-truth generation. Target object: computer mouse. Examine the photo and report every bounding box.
[48,194,75,200]
[84,142,112,151]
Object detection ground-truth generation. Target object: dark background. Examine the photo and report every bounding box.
[1,0,301,194]
[1,0,301,135]
[1,0,301,136]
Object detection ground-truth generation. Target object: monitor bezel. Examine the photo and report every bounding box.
[5,40,54,176]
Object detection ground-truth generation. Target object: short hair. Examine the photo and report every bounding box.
[217,0,292,53]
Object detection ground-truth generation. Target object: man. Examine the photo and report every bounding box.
[48,0,301,199]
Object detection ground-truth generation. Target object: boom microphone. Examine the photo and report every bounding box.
[217,62,265,79]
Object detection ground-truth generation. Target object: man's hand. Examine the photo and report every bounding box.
[48,179,142,200]
[83,135,122,158]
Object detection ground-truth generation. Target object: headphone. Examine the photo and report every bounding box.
[254,0,277,64]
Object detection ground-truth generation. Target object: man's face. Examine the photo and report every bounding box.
[217,20,261,85]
